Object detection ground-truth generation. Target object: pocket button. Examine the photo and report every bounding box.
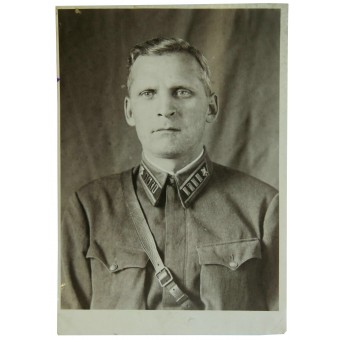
[229,261,238,269]
[109,264,118,272]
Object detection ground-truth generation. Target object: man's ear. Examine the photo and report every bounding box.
[124,97,135,126]
[206,93,219,123]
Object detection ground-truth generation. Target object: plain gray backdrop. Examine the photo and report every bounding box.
[59,8,280,213]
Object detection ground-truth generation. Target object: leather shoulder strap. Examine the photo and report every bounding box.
[121,170,195,310]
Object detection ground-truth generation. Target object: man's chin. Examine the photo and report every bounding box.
[147,147,184,160]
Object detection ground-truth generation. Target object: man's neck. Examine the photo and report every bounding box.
[143,148,205,175]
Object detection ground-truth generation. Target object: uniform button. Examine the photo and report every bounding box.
[229,261,238,269]
[109,264,118,272]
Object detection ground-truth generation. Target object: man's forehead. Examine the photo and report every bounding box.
[131,52,201,74]
[128,53,204,89]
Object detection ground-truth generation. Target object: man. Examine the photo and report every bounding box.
[61,37,279,310]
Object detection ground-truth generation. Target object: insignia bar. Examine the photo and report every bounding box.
[179,162,210,204]
[139,164,163,205]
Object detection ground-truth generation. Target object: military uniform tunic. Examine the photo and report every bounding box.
[61,151,279,310]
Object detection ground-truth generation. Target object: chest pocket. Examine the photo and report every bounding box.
[86,242,149,273]
[197,238,261,270]
[197,238,264,310]
[85,243,150,309]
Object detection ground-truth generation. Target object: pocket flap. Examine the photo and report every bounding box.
[86,243,149,273]
[197,238,261,270]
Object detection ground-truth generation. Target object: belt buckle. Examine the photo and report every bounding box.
[155,267,173,287]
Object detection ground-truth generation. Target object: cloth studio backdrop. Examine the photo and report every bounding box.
[58,8,280,214]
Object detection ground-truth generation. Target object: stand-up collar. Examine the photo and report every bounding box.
[138,149,213,208]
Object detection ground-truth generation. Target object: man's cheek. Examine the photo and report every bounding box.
[136,123,151,137]
[135,106,156,118]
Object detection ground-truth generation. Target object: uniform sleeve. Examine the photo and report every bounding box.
[60,193,92,309]
[262,193,279,311]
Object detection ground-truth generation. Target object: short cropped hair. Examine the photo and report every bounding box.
[127,37,213,95]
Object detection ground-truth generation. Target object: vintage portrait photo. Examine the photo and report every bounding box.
[57,4,287,334]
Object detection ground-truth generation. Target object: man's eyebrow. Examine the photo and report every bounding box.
[171,85,197,91]
[130,84,157,92]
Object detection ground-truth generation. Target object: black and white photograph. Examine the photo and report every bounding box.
[57,4,286,334]
[5,0,340,339]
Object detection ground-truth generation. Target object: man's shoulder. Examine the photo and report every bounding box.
[76,168,134,198]
[212,162,278,196]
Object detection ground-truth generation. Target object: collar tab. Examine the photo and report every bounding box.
[138,150,213,208]
[178,160,211,208]
[139,162,165,206]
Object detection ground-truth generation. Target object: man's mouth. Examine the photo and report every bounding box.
[153,128,181,133]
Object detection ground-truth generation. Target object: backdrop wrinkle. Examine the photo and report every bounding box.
[59,8,280,214]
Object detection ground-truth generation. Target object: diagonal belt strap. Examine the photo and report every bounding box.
[121,170,195,310]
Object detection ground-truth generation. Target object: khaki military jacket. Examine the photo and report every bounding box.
[61,153,279,310]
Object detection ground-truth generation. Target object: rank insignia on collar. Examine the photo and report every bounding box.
[179,161,211,207]
[138,152,213,208]
[139,164,163,205]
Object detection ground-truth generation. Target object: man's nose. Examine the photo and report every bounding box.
[157,93,176,118]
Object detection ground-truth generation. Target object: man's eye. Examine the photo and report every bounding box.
[175,89,192,98]
[139,90,155,99]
